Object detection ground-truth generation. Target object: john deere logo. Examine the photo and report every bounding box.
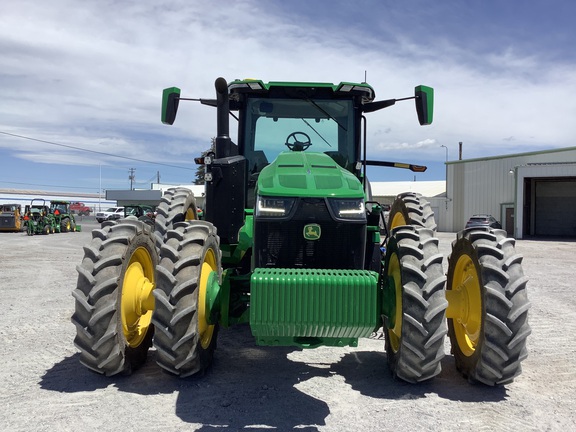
[303,224,321,240]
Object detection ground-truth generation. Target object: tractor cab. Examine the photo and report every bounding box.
[234,81,370,181]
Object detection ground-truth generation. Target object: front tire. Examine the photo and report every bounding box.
[383,226,447,382]
[446,228,531,385]
[71,220,158,376]
[153,221,221,377]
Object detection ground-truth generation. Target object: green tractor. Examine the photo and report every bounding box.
[49,200,77,233]
[72,78,530,385]
[25,199,55,235]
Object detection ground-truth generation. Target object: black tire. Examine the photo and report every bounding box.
[61,217,71,233]
[71,220,158,376]
[446,228,531,385]
[152,221,221,377]
[383,226,447,382]
[387,192,436,232]
[138,215,155,231]
[154,187,199,248]
[43,224,50,235]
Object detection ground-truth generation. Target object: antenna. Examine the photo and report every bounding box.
[363,70,367,83]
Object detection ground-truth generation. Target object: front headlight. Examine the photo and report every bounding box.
[255,196,296,218]
[328,198,366,221]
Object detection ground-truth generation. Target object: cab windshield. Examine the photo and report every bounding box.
[243,98,356,174]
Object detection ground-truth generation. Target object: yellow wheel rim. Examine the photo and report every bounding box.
[387,252,402,353]
[449,254,482,356]
[198,248,217,349]
[185,207,197,221]
[121,247,155,348]
[390,212,407,230]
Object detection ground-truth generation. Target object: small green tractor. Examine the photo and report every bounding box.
[25,199,55,235]
[72,78,530,385]
[49,200,78,233]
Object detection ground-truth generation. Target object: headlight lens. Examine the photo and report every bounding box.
[255,196,296,218]
[328,198,366,220]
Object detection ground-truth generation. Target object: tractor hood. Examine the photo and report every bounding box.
[257,152,363,198]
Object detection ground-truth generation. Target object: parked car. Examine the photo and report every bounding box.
[465,214,502,229]
[96,207,124,223]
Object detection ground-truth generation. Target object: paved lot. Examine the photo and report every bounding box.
[1,218,575,431]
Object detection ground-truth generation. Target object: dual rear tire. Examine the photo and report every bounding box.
[72,188,219,377]
[384,193,531,385]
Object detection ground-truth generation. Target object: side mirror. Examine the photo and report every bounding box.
[161,87,181,125]
[415,85,434,125]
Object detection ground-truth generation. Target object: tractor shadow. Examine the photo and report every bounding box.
[331,350,508,403]
[173,324,330,431]
[40,326,507,429]
[39,325,330,430]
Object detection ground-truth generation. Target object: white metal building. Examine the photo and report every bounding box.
[445,146,576,238]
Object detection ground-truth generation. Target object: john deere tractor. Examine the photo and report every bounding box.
[72,77,530,385]
[49,200,77,233]
[25,199,55,235]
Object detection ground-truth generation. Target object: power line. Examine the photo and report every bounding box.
[0,180,97,190]
[0,130,195,171]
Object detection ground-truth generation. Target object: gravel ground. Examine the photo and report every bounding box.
[1,217,575,431]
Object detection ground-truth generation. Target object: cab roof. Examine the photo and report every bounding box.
[228,78,376,103]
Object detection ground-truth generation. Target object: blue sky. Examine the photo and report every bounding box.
[1,0,575,193]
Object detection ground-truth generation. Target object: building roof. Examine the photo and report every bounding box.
[371,181,446,198]
[446,145,576,165]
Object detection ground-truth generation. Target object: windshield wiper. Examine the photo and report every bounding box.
[303,97,348,132]
[300,118,332,147]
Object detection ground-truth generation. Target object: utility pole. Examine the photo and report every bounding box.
[129,168,135,190]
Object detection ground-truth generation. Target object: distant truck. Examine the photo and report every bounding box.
[69,202,91,216]
[95,206,124,223]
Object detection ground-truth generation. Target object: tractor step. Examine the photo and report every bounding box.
[250,268,379,348]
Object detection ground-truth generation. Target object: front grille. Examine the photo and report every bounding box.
[0,216,15,228]
[254,198,366,269]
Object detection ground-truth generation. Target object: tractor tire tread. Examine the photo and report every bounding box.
[154,187,198,250]
[71,220,156,376]
[152,221,220,378]
[385,226,447,383]
[447,228,531,386]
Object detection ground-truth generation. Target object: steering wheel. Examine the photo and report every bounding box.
[285,132,312,152]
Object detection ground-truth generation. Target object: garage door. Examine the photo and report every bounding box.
[534,180,576,236]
